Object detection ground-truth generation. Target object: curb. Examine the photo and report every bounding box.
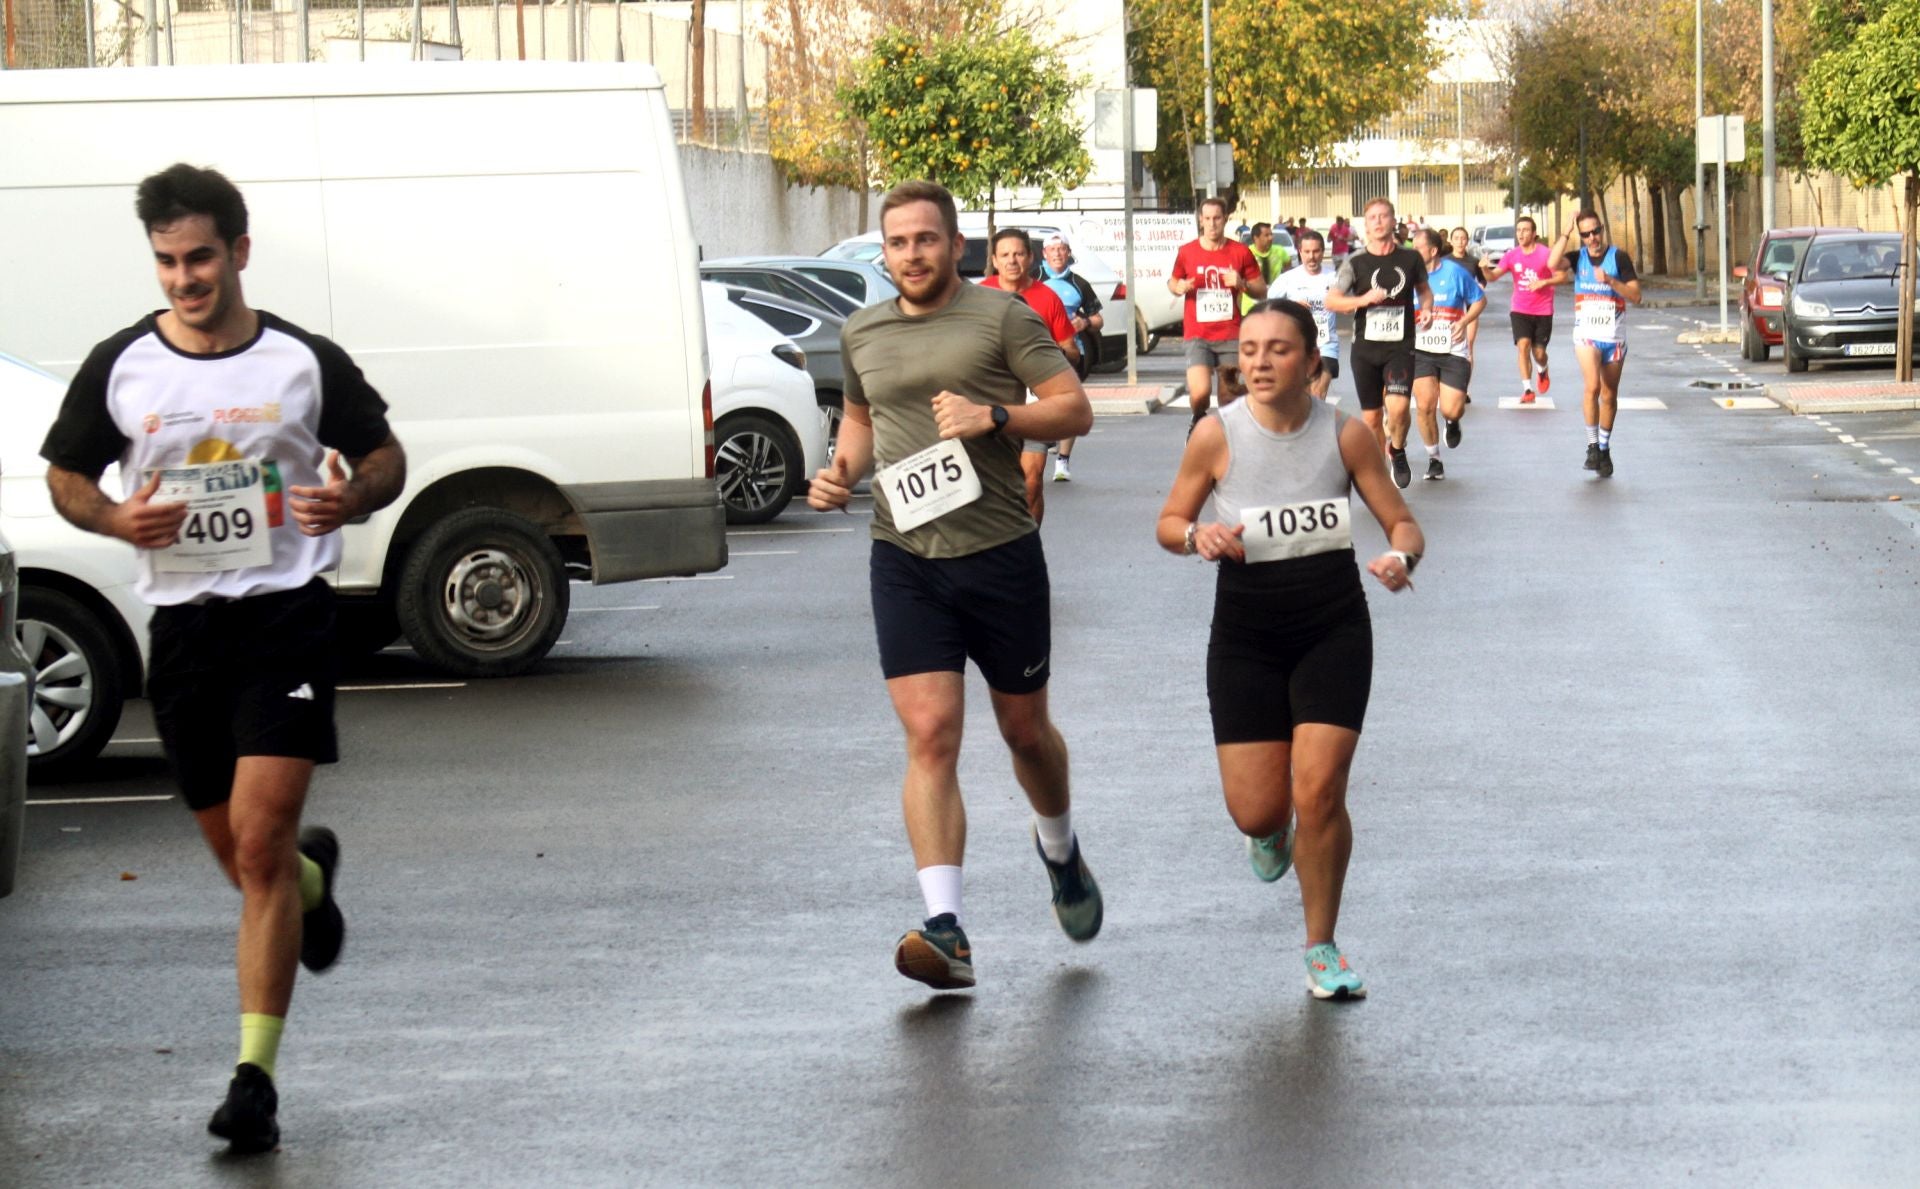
[1769,384,1920,415]
[1677,329,1741,344]
[1086,383,1174,415]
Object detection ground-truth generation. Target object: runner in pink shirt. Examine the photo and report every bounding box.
[1481,215,1557,404]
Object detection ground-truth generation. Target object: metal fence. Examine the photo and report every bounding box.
[0,0,770,149]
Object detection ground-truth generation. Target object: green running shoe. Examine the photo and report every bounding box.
[1247,823,1294,883]
[894,914,975,990]
[1304,943,1367,1000]
[1033,828,1103,942]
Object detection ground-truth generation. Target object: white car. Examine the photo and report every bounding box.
[1471,223,1518,260]
[702,282,831,525]
[826,220,1135,373]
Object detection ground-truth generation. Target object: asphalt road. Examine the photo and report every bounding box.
[4,302,1919,1186]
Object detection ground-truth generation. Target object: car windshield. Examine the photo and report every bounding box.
[1802,241,1909,282]
[1483,226,1514,240]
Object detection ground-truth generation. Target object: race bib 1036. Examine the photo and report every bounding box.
[1239,497,1353,564]
[878,438,984,533]
[147,459,276,573]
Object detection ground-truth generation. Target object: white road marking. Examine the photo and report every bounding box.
[1838,435,1856,442]
[1896,467,1914,475]
[727,527,853,536]
[1499,396,1556,410]
[1911,476,1920,485]
[1851,442,1870,450]
[28,794,176,806]
[571,605,662,613]
[640,575,735,582]
[106,737,161,746]
[728,550,800,557]
[1825,427,1844,433]
[338,681,467,692]
[1617,397,1667,410]
[1876,458,1897,465]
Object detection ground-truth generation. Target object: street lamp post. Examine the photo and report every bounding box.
[1762,0,1776,228]
[1202,0,1215,200]
[1695,0,1707,297]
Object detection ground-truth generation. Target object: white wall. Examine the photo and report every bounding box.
[679,145,876,258]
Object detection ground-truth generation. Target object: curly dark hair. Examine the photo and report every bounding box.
[135,163,248,244]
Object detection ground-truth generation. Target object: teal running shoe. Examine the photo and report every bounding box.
[1304,943,1366,1000]
[894,914,975,990]
[1033,828,1103,942]
[1247,822,1294,883]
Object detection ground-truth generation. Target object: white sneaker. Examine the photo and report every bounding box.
[1052,458,1072,482]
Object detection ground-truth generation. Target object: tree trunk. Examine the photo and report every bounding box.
[1900,173,1916,385]
[1627,174,1644,262]
[1667,188,1691,274]
[689,0,707,143]
[1650,182,1669,275]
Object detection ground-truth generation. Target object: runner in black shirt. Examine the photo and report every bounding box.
[1327,198,1432,488]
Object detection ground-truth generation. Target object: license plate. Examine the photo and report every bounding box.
[1844,342,1896,357]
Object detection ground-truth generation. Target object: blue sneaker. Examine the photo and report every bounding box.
[1033,828,1103,942]
[1247,823,1294,883]
[1304,943,1366,1000]
[894,914,975,990]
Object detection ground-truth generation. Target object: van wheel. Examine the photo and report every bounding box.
[396,508,568,677]
[17,587,125,781]
[716,413,801,525]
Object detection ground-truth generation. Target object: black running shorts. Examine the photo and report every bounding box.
[1510,311,1553,346]
[870,532,1052,695]
[1207,587,1372,743]
[1414,352,1473,391]
[147,578,339,811]
[1318,357,1342,382]
[1348,347,1412,412]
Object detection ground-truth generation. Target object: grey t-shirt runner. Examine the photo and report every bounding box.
[844,280,1072,559]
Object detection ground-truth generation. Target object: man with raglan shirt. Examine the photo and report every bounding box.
[981,227,1078,521]
[1240,222,1292,316]
[808,180,1101,993]
[1326,196,1433,488]
[1170,196,1268,424]
[1481,215,1558,404]
[1039,233,1102,482]
[1271,228,1342,401]
[1543,211,1641,478]
[1411,228,1486,481]
[38,164,405,1153]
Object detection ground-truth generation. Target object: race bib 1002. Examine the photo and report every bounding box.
[1196,287,1234,323]
[1576,298,1620,342]
[1364,306,1405,342]
[147,459,276,573]
[878,438,983,533]
[1239,497,1353,564]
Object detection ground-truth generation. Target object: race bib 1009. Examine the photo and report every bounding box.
[878,438,983,533]
[1196,287,1234,323]
[1239,497,1353,564]
[147,459,276,573]
[1365,306,1405,342]
[1415,322,1455,354]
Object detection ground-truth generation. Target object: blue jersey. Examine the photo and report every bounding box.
[1040,266,1085,320]
[1417,257,1484,358]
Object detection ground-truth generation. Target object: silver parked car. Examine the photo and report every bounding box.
[1783,233,1920,373]
[716,255,899,307]
[1,510,31,896]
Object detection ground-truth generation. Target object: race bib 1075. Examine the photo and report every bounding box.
[1239,497,1353,564]
[146,459,276,573]
[878,438,984,533]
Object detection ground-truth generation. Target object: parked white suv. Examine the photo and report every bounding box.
[702,283,830,524]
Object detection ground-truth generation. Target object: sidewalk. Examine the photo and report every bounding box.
[1768,378,1920,414]
[1084,382,1173,415]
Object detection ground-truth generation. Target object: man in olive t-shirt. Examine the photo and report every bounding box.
[807,180,1103,992]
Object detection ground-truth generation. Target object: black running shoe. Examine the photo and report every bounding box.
[1390,448,1411,489]
[1444,417,1462,449]
[1425,456,1446,481]
[894,913,975,989]
[1033,828,1103,942]
[1583,443,1601,471]
[298,826,344,973]
[208,1063,279,1154]
[1596,447,1614,478]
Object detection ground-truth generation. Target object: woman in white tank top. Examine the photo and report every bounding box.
[1155,299,1426,1000]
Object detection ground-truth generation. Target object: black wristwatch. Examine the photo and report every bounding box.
[990,405,1010,434]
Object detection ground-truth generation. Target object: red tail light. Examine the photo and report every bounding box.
[702,379,715,478]
[1112,282,1127,300]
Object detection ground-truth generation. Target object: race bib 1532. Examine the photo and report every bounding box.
[878,438,984,533]
[1239,497,1353,564]
[1196,287,1234,323]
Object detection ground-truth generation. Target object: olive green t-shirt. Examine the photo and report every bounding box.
[844,280,1072,558]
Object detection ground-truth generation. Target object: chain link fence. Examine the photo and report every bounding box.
[1,0,769,149]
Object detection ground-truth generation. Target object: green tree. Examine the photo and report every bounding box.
[1801,0,1920,380]
[842,27,1092,224]
[1128,0,1453,199]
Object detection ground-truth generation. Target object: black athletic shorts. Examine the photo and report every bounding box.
[870,532,1051,695]
[1206,561,1372,744]
[148,578,339,811]
[1414,352,1472,391]
[1348,346,1412,412]
[1318,357,1342,382]
[1510,311,1554,346]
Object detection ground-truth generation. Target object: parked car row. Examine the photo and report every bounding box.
[1735,225,1919,373]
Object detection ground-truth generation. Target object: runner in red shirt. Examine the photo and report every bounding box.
[982,227,1078,522]
[1170,196,1267,425]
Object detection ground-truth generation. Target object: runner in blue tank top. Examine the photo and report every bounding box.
[1544,211,1642,477]
[1156,298,1426,1000]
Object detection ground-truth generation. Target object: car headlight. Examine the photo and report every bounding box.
[771,343,807,371]
[1757,286,1782,309]
[1790,294,1830,318]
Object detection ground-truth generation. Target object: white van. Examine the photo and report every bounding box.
[0,62,726,685]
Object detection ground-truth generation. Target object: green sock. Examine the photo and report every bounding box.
[298,853,324,914]
[239,1013,285,1078]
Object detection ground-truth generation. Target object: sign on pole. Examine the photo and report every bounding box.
[1094,89,1157,152]
[1190,143,1234,193]
[1696,114,1746,164]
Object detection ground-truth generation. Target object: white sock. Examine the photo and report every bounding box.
[1598,427,1612,450]
[1426,442,1441,458]
[916,865,963,924]
[1586,424,1600,445]
[1034,811,1074,863]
